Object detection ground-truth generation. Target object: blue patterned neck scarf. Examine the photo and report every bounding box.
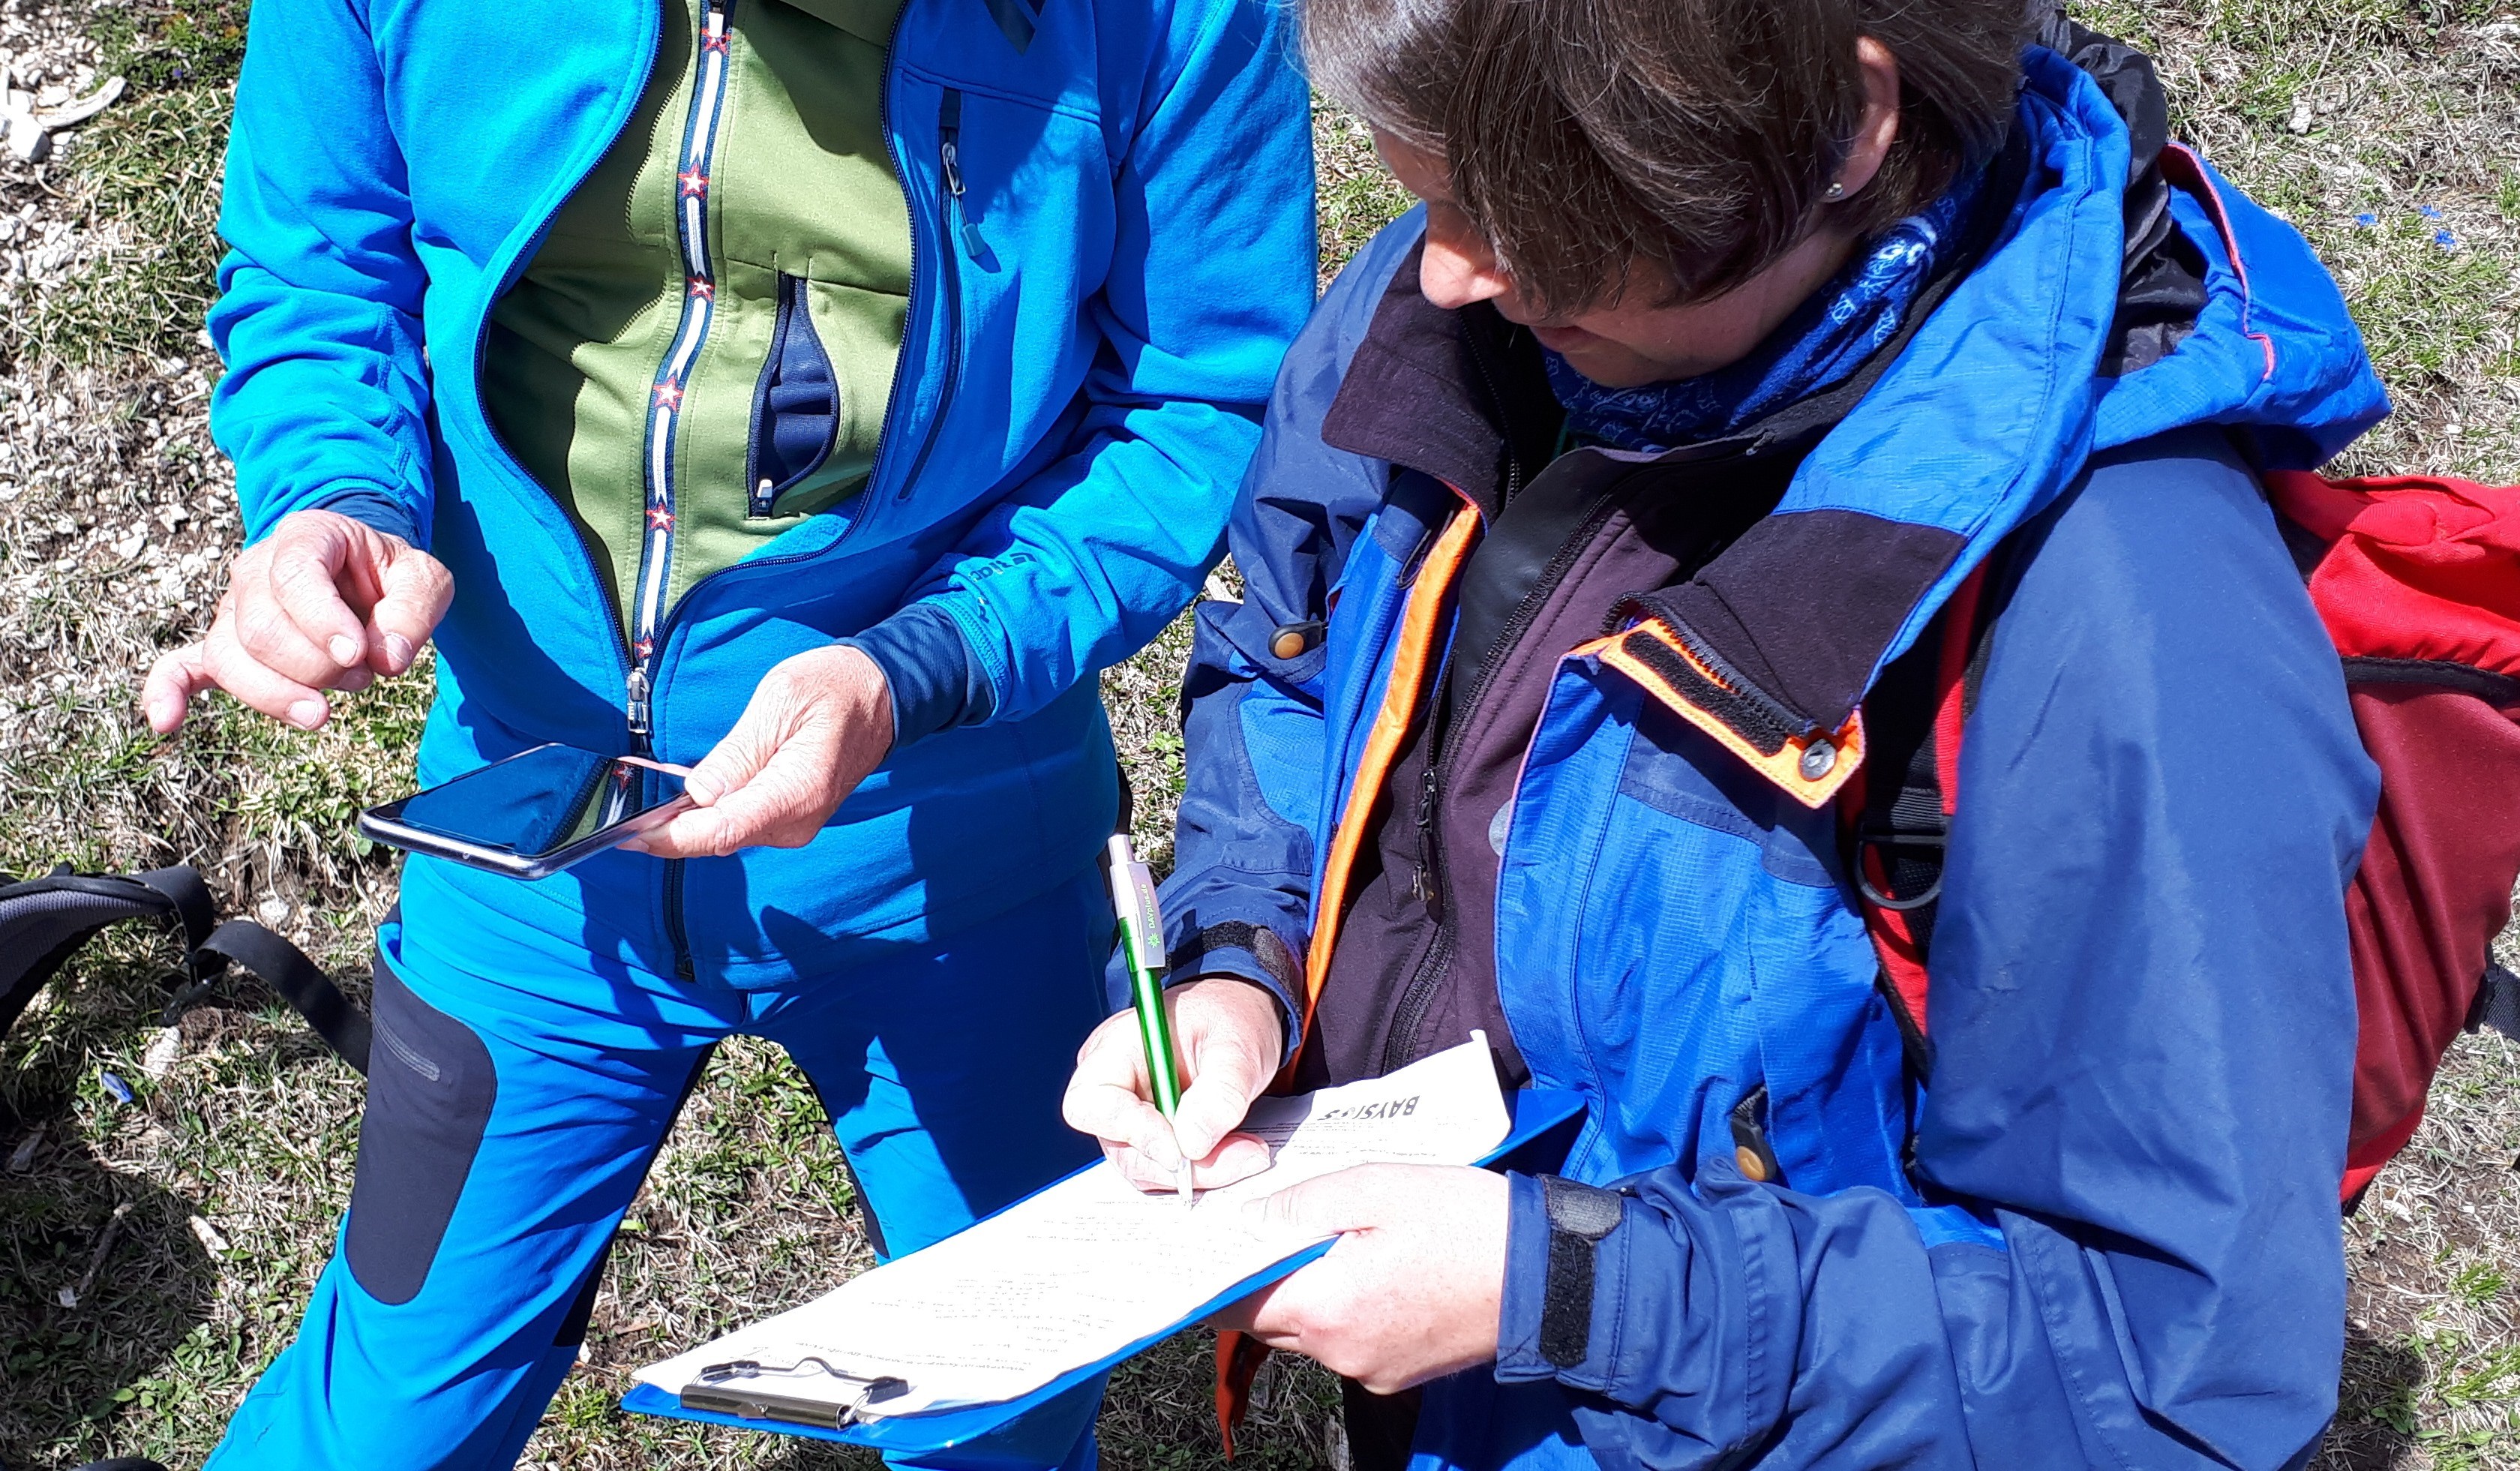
[1544,169,1984,454]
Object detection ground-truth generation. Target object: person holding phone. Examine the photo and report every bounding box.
[137,0,1312,1464]
[1065,1,2389,1467]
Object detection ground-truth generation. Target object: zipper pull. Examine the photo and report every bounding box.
[1412,764,1440,906]
[752,476,775,517]
[938,90,993,264]
[626,668,653,740]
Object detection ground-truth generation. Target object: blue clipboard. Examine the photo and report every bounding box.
[620,1085,1587,1454]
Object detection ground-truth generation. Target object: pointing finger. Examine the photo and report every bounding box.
[141,643,213,734]
[203,614,333,730]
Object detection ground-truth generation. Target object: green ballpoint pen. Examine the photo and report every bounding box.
[1105,833,1196,1208]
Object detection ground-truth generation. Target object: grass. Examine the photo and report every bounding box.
[2,0,2518,1465]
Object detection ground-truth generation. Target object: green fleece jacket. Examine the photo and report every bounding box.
[484,0,909,640]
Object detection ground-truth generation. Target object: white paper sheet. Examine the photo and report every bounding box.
[634,1036,1509,1418]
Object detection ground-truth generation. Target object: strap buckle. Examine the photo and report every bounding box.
[158,946,230,1025]
[1852,825,1947,912]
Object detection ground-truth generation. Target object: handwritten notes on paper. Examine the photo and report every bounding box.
[634,1037,1510,1418]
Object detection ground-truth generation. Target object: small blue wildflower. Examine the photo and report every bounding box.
[98,1070,134,1105]
[2354,212,2379,227]
[2435,230,2458,250]
[2419,204,2444,219]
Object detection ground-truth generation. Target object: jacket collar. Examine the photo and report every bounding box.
[1316,50,2308,806]
[1318,257,1560,525]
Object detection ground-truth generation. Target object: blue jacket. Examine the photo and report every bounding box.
[209,0,1314,983]
[1160,49,2388,1470]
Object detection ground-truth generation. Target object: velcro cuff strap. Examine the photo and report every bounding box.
[1539,1175,1624,1368]
[1173,921,1303,999]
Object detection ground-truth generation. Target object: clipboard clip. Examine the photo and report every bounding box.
[679,1356,911,1428]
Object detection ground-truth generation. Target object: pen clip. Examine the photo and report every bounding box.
[1105,835,1168,974]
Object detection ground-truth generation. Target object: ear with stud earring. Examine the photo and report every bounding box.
[1823,181,1846,201]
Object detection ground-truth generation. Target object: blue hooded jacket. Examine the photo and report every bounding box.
[209,0,1315,983]
[1154,47,2390,1471]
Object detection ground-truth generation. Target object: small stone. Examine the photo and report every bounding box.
[7,1126,40,1172]
[55,1286,76,1308]
[2285,93,2314,134]
[4,118,50,164]
[188,1214,230,1256]
[142,1026,180,1079]
[256,896,290,926]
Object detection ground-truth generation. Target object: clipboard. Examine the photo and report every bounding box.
[620,1084,1586,1454]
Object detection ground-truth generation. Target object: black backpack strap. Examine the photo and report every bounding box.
[1843,550,2013,1077]
[135,866,219,954]
[194,920,372,1076]
[0,870,181,1042]
[2470,962,2520,1043]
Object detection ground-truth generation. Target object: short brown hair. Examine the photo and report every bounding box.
[1305,0,2030,314]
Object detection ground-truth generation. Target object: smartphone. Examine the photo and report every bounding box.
[358,743,695,880]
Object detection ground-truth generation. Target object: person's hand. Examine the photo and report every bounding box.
[626,644,893,859]
[1213,1163,1509,1393]
[1063,976,1285,1191]
[141,508,453,734]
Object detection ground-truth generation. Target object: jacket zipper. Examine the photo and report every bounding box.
[887,88,970,503]
[631,0,738,752]
[628,27,958,695]
[1381,927,1454,1076]
[621,9,965,978]
[634,0,740,980]
[1385,491,1619,1075]
[1402,323,1528,905]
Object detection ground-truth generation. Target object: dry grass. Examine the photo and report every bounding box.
[2,0,2517,1465]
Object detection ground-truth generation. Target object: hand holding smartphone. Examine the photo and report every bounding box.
[359,743,695,879]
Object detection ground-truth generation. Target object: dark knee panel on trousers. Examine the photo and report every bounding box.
[347,949,498,1305]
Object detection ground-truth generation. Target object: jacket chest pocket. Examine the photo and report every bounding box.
[746,271,843,516]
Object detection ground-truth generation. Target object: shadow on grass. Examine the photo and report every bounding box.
[0,1127,218,1470]
[0,928,355,1470]
[2318,1327,2430,1470]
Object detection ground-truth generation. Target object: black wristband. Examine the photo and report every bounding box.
[1538,1175,1624,1368]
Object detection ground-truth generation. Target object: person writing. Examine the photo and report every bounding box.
[137,0,1313,1464]
[1066,0,2386,1466]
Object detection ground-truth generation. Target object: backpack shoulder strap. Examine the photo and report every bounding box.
[1842,559,2004,1079]
[194,920,372,1076]
[0,862,370,1076]
[0,869,184,1041]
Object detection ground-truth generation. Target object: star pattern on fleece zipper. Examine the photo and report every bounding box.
[627,0,737,744]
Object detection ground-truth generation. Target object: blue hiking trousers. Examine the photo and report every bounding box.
[207,859,1116,1470]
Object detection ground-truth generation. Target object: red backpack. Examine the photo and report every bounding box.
[1848,469,2520,1205]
